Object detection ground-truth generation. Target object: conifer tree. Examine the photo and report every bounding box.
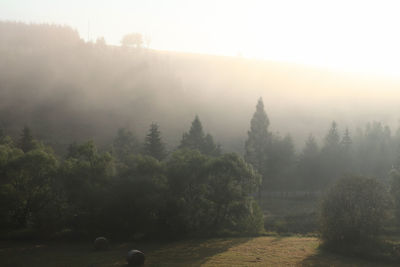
[244,98,271,179]
[144,123,166,161]
[180,115,205,150]
[18,126,35,152]
[324,121,340,149]
[320,121,342,184]
[341,127,352,149]
[179,115,220,156]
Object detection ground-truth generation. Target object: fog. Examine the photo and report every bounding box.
[1,21,399,153]
[4,19,400,264]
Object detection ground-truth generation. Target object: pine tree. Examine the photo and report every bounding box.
[321,121,342,184]
[144,123,166,161]
[324,121,340,149]
[203,134,221,156]
[179,115,220,155]
[341,127,352,150]
[244,98,271,177]
[180,115,205,150]
[18,126,35,152]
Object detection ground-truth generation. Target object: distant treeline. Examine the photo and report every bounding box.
[0,117,263,239]
[246,98,400,192]
[1,98,400,239]
[1,21,399,155]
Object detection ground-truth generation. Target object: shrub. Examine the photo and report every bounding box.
[319,176,391,247]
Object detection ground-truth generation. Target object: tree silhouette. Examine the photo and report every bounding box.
[121,33,143,48]
[180,115,220,156]
[144,123,166,161]
[244,98,271,186]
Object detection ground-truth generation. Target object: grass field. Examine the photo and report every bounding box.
[0,236,396,266]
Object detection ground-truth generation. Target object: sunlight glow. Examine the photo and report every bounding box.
[2,0,400,75]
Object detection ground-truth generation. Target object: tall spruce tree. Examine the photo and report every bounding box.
[18,126,36,152]
[179,115,220,156]
[244,98,271,183]
[320,121,342,184]
[324,121,340,149]
[341,128,352,150]
[144,123,166,161]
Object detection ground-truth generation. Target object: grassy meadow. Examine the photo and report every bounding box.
[0,236,395,267]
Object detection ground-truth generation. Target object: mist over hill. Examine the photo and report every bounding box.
[1,21,399,154]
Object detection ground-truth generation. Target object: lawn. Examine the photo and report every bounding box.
[0,236,395,266]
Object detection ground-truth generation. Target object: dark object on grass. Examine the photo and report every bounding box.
[126,249,145,266]
[94,237,109,250]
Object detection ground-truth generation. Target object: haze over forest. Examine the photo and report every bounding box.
[1,21,400,155]
[4,3,400,264]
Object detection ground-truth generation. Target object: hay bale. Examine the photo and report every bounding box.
[94,237,109,250]
[126,249,145,266]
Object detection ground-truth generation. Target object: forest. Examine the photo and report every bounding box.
[2,21,400,265]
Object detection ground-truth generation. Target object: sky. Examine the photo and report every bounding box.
[2,0,400,75]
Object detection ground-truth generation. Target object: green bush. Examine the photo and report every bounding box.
[320,176,391,247]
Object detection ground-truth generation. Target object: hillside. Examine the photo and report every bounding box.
[1,21,399,153]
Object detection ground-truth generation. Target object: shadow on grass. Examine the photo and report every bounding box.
[0,237,252,267]
[142,237,252,267]
[299,246,398,267]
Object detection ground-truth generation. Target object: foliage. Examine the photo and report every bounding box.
[244,98,270,178]
[179,116,220,156]
[1,146,58,228]
[60,140,115,235]
[113,128,140,162]
[298,135,322,191]
[164,149,262,236]
[320,176,391,247]
[390,168,400,224]
[106,155,167,238]
[121,33,143,47]
[245,98,297,191]
[143,123,166,161]
[18,126,39,153]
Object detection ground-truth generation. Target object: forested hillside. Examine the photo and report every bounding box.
[1,21,400,155]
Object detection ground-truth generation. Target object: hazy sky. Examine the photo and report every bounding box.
[2,0,400,75]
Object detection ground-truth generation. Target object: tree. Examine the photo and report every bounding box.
[390,169,400,224]
[267,134,296,191]
[60,140,115,234]
[320,121,342,184]
[109,155,167,238]
[245,98,271,188]
[298,134,322,191]
[320,176,390,247]
[324,121,340,149]
[18,126,37,152]
[121,33,143,48]
[144,123,166,161]
[95,36,106,46]
[3,148,58,227]
[340,128,354,174]
[113,128,140,162]
[356,122,393,179]
[164,149,262,236]
[206,153,262,233]
[341,128,352,149]
[179,116,220,156]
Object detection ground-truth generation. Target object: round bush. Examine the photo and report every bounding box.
[126,249,145,266]
[94,237,109,250]
[320,176,390,246]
